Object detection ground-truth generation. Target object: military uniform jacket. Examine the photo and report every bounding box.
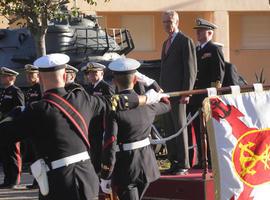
[84,79,115,152]
[222,61,239,87]
[83,79,115,173]
[65,82,83,93]
[194,41,225,90]
[189,41,225,108]
[0,87,139,200]
[23,83,42,105]
[101,89,171,186]
[84,79,114,96]
[160,32,197,92]
[0,85,24,119]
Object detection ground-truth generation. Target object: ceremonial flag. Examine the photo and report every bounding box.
[204,86,270,200]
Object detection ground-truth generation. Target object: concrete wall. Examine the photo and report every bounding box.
[98,11,216,60]
[230,12,270,83]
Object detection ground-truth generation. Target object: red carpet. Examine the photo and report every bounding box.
[143,169,214,200]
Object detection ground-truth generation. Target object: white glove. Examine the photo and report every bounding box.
[100,179,112,194]
[145,89,169,104]
[135,71,155,86]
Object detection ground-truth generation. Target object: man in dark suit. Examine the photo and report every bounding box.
[160,10,197,175]
[188,18,225,168]
[0,67,24,188]
[100,57,170,200]
[81,62,114,174]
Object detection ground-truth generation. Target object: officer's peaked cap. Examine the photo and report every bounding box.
[34,53,70,72]
[194,18,217,30]
[66,64,78,73]
[0,67,19,76]
[81,62,106,72]
[108,57,140,74]
[25,64,39,73]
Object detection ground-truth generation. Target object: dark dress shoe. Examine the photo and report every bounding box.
[0,183,20,189]
[0,183,14,189]
[162,164,189,175]
[0,183,10,188]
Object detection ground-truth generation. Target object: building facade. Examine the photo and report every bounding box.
[77,0,270,84]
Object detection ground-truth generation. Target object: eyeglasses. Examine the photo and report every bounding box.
[162,20,174,24]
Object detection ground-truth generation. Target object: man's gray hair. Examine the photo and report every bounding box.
[163,10,179,21]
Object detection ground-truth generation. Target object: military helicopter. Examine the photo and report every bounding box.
[0,8,134,86]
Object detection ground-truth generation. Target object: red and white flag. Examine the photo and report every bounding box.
[204,86,270,200]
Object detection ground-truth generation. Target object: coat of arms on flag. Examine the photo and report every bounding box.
[203,84,270,200]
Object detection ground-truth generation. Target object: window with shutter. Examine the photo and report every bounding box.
[241,15,270,50]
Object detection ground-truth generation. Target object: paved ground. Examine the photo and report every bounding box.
[0,165,38,200]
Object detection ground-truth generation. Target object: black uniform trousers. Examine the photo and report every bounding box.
[116,182,149,200]
[40,159,99,200]
[86,80,114,174]
[187,95,204,166]
[1,142,21,185]
[0,85,24,186]
[112,146,159,200]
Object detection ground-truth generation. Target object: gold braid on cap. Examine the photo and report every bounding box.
[86,63,95,71]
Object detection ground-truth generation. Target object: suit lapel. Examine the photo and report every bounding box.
[162,32,180,60]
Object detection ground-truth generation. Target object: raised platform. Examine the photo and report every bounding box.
[143,169,214,200]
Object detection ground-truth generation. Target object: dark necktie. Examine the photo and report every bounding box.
[165,34,173,54]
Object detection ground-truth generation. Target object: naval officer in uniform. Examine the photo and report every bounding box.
[100,57,170,200]
[64,64,82,92]
[24,64,42,105]
[0,67,24,188]
[81,62,114,96]
[0,53,165,199]
[23,64,42,189]
[188,18,225,168]
[81,62,114,174]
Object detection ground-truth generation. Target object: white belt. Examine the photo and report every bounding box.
[51,151,90,170]
[116,138,150,152]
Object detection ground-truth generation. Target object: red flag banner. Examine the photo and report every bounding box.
[204,88,270,200]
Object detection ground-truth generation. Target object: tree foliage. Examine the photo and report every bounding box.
[0,0,110,56]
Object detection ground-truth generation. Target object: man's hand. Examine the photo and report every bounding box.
[145,89,169,104]
[100,179,112,194]
[135,71,155,86]
[179,95,190,104]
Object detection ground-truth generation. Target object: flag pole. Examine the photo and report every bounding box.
[165,84,270,97]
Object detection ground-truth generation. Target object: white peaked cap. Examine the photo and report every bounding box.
[34,53,70,72]
[108,57,140,74]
